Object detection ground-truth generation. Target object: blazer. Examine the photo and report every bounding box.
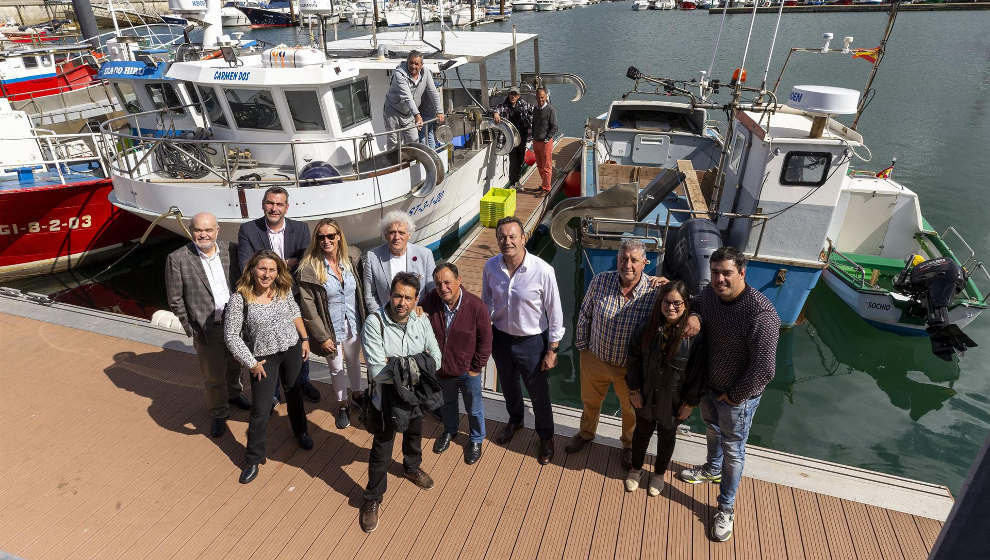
[296,251,367,358]
[236,217,310,274]
[362,242,436,314]
[421,289,493,378]
[165,241,239,338]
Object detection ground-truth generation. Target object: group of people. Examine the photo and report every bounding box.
[165,184,780,542]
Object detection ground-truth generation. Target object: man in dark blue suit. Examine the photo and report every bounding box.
[237,186,321,403]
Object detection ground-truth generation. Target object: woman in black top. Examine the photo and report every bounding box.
[625,281,704,495]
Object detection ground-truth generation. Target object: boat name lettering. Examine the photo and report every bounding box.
[866,301,891,311]
[102,65,146,76]
[789,91,803,103]
[0,215,92,236]
[213,70,251,81]
[408,191,444,216]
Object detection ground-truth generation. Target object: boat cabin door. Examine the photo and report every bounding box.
[716,126,755,246]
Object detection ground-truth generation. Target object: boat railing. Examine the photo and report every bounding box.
[939,226,990,304]
[663,207,771,257]
[10,80,118,114]
[824,238,867,290]
[2,131,107,185]
[99,104,446,190]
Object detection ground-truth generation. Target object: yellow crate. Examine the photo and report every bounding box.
[480,187,517,228]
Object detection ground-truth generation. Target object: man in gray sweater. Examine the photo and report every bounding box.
[531,87,558,192]
[679,246,781,543]
[384,51,445,149]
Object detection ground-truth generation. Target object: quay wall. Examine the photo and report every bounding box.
[709,1,990,14]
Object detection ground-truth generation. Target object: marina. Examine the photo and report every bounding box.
[0,0,988,557]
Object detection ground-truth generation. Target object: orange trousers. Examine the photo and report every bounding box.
[533,139,554,191]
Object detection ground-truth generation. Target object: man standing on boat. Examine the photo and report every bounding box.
[482,216,564,466]
[679,247,780,543]
[567,240,665,467]
[531,87,558,193]
[236,186,322,404]
[492,86,534,189]
[384,50,445,149]
[165,212,250,439]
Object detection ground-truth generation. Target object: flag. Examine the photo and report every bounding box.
[852,47,880,64]
[876,165,893,179]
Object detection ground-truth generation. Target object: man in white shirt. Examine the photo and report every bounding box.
[481,215,564,465]
[166,213,249,438]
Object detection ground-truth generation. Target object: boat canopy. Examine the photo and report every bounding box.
[323,31,539,62]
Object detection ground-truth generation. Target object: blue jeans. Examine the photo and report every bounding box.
[418,122,437,148]
[439,373,486,443]
[699,389,762,511]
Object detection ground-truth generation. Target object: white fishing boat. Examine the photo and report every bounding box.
[557,0,573,8]
[221,1,254,26]
[631,0,651,9]
[97,31,585,253]
[511,0,538,11]
[536,0,557,11]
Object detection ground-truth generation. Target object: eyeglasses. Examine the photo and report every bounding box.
[316,233,338,241]
[662,299,685,309]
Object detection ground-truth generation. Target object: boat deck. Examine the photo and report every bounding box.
[0,309,947,559]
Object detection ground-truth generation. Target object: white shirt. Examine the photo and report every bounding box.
[196,243,231,320]
[481,250,565,343]
[267,223,285,259]
[389,251,407,280]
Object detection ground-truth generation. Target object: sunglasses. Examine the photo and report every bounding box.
[316,233,339,241]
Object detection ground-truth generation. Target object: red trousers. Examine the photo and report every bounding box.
[533,139,554,191]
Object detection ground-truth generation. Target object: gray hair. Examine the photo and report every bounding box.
[380,210,416,237]
[618,238,647,257]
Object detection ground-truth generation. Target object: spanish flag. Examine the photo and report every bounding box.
[852,47,881,64]
[876,165,894,179]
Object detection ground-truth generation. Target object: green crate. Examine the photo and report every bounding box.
[480,187,517,228]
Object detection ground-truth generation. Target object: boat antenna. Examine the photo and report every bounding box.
[371,0,379,49]
[852,0,900,130]
[758,0,787,94]
[705,0,729,84]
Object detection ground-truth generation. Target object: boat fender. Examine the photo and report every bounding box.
[492,119,520,156]
[401,142,444,198]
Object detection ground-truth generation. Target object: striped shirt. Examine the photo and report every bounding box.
[574,271,659,367]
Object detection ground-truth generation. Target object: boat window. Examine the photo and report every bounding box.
[727,130,746,172]
[40,55,52,67]
[196,85,228,127]
[284,90,326,132]
[145,83,184,114]
[114,82,142,114]
[181,82,202,115]
[332,78,371,130]
[23,56,37,69]
[780,151,832,186]
[224,88,283,131]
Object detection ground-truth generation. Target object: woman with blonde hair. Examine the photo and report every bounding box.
[297,218,367,429]
[225,249,313,484]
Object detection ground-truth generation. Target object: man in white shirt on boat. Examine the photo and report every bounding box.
[383,50,445,149]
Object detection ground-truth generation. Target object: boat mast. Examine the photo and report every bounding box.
[852,0,900,130]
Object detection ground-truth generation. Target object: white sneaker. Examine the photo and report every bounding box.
[711,509,734,542]
[624,469,641,492]
[647,473,664,497]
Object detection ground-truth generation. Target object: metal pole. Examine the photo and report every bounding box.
[533,36,540,77]
[852,0,900,130]
[509,25,518,86]
[71,0,100,48]
[479,59,489,109]
[759,0,787,93]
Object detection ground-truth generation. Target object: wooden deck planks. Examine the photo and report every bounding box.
[866,504,907,560]
[641,457,671,560]
[510,435,567,560]
[667,461,696,559]
[776,485,808,560]
[560,441,611,560]
[535,440,592,560]
[792,488,831,560]
[887,510,929,560]
[482,431,547,560]
[817,494,856,560]
[733,476,761,559]
[615,455,649,560]
[912,515,943,555]
[840,499,884,560]
[587,447,626,560]
[753,479,787,560]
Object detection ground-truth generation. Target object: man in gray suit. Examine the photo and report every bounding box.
[166,212,251,438]
[363,210,436,314]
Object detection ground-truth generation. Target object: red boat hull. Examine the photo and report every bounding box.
[0,62,97,101]
[679,1,697,8]
[0,179,162,279]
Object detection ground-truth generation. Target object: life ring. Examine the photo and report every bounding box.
[492,119,520,156]
[401,142,444,198]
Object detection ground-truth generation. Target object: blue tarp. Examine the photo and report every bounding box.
[96,61,170,81]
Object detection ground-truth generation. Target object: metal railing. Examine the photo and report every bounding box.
[2,131,108,186]
[824,238,867,290]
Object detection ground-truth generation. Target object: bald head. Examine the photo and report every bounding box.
[191,212,219,254]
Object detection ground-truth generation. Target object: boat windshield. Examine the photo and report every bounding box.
[284,89,326,132]
[332,79,371,130]
[195,84,228,127]
[223,88,283,131]
[115,82,142,114]
[146,83,184,115]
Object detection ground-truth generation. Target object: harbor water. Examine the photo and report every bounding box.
[6,6,989,495]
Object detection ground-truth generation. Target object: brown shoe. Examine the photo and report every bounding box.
[360,500,380,533]
[564,433,591,454]
[404,467,434,490]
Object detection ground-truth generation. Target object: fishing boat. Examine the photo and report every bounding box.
[512,0,538,10]
[0,19,71,44]
[486,1,512,15]
[0,44,101,102]
[537,0,557,11]
[96,30,585,252]
[237,0,299,27]
[631,0,652,10]
[678,0,697,10]
[221,1,254,26]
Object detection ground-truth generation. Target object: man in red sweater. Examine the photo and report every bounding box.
[422,262,493,464]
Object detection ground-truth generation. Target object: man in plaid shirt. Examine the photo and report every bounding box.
[568,239,667,467]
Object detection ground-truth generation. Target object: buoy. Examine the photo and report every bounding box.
[524,149,536,166]
[731,67,747,84]
[564,170,581,197]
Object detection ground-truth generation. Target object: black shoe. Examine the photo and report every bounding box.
[239,464,259,484]
[465,441,483,465]
[433,432,453,454]
[493,423,522,445]
[538,438,554,465]
[621,447,633,469]
[210,417,227,438]
[297,432,314,450]
[301,382,321,403]
[335,405,351,430]
[404,467,434,490]
[564,433,591,454]
[228,394,251,410]
[360,500,380,533]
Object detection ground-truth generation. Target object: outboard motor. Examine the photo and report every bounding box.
[893,257,978,361]
[662,218,722,297]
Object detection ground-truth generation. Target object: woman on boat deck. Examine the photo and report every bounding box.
[224,250,313,485]
[296,218,367,431]
[625,281,705,495]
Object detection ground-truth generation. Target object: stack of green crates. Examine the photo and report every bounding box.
[480,187,517,228]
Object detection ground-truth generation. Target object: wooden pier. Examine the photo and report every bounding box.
[0,306,950,559]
